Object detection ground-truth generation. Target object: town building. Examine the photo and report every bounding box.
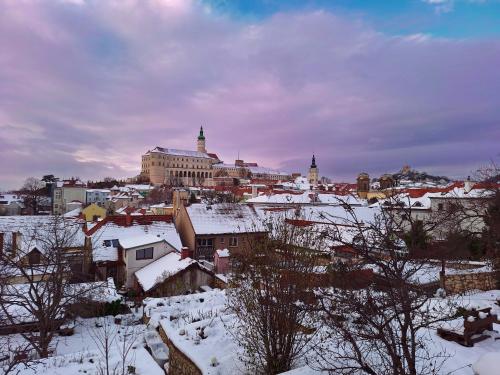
[0,216,91,284]
[53,179,87,215]
[86,189,110,206]
[86,214,183,288]
[174,202,266,261]
[82,203,107,222]
[0,194,23,216]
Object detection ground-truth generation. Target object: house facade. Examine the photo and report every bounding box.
[174,203,266,261]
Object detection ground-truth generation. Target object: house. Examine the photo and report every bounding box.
[118,235,175,288]
[174,203,266,261]
[53,179,87,215]
[0,216,91,284]
[133,249,214,297]
[85,189,110,207]
[0,194,23,216]
[82,203,107,222]
[246,190,366,207]
[86,215,183,289]
[150,203,173,216]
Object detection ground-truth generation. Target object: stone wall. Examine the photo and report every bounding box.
[441,271,497,294]
[158,325,202,375]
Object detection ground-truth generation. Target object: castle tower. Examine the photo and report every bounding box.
[197,126,206,153]
[308,155,319,186]
[357,172,370,199]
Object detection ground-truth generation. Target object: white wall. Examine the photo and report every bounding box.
[123,241,174,288]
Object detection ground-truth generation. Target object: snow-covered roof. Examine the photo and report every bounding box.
[135,252,196,292]
[432,186,494,199]
[247,165,289,176]
[247,191,365,206]
[0,216,85,256]
[119,234,165,249]
[90,221,182,262]
[0,193,23,206]
[186,203,265,235]
[149,147,214,159]
[63,207,82,217]
[124,184,154,191]
[281,176,311,191]
[86,189,111,193]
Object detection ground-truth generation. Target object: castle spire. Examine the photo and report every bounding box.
[198,126,205,140]
[310,154,317,169]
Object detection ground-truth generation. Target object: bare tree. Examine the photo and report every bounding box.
[90,317,118,375]
[89,318,138,375]
[0,335,37,375]
[143,186,172,205]
[0,216,97,359]
[19,178,46,215]
[311,199,455,375]
[227,215,319,374]
[116,324,138,375]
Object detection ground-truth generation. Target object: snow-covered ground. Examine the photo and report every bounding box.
[2,314,164,375]
[3,289,500,374]
[144,289,500,375]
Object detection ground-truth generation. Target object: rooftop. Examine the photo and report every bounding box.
[149,147,214,159]
[135,252,196,292]
[186,203,265,235]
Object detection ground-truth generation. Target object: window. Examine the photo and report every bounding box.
[229,237,238,247]
[136,247,153,260]
[220,238,225,244]
[112,239,119,247]
[28,250,41,265]
[197,238,213,247]
[438,203,444,211]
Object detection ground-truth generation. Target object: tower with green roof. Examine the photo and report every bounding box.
[197,126,207,153]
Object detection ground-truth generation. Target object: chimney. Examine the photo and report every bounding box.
[0,232,3,255]
[251,185,258,199]
[181,247,190,260]
[125,213,132,227]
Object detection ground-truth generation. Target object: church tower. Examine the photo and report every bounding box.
[308,155,319,186]
[197,126,206,153]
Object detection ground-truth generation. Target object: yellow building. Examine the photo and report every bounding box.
[141,127,219,186]
[82,203,106,222]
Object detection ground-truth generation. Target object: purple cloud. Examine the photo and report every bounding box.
[0,0,499,189]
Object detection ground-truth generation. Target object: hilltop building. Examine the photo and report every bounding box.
[141,127,291,186]
[141,127,220,187]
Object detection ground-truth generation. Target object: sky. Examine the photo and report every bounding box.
[0,0,499,190]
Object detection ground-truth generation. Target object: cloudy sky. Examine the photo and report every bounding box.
[1,0,499,189]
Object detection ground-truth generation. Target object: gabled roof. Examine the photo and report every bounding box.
[186,203,265,235]
[149,147,214,159]
[135,252,197,292]
[0,216,85,257]
[87,215,182,262]
[119,234,165,249]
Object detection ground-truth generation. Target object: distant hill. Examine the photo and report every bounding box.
[373,166,452,185]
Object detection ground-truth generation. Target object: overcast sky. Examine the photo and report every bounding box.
[1,0,499,190]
